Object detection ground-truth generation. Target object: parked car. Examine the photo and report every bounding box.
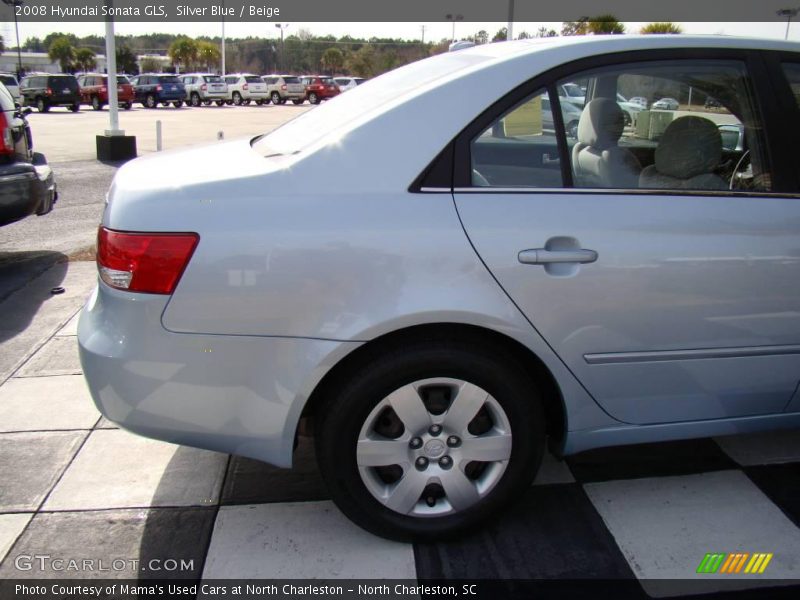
[616,93,645,126]
[0,73,21,103]
[541,96,583,138]
[20,73,80,112]
[78,74,134,111]
[262,75,306,105]
[627,96,649,109]
[0,82,56,226]
[179,73,228,107]
[223,74,269,105]
[652,97,680,110]
[333,76,366,92]
[133,74,186,108]
[79,36,800,542]
[300,75,340,104]
[558,81,586,107]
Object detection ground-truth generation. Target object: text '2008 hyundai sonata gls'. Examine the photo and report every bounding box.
[79,35,800,540]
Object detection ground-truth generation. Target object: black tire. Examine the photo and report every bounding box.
[243,99,251,105]
[191,93,201,107]
[203,100,212,106]
[308,92,319,105]
[566,120,579,140]
[36,97,49,113]
[69,102,80,112]
[255,99,263,106]
[145,94,157,109]
[123,102,133,110]
[232,92,242,106]
[271,92,281,105]
[91,96,102,111]
[315,337,545,541]
[173,100,183,108]
[225,100,233,106]
[292,99,304,105]
[215,100,225,107]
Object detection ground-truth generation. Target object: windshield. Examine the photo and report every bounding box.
[253,48,498,156]
[159,76,181,84]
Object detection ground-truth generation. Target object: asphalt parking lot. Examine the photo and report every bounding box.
[27,101,312,162]
[0,102,799,597]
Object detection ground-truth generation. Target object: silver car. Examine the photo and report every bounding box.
[79,36,800,541]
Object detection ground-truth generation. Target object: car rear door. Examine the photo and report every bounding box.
[453,49,800,425]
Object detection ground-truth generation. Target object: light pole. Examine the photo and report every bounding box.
[507,0,515,41]
[275,23,289,71]
[2,0,24,78]
[445,14,463,42]
[777,8,799,39]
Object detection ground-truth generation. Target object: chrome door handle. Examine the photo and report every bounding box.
[518,248,598,265]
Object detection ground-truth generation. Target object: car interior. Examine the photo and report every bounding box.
[471,60,769,193]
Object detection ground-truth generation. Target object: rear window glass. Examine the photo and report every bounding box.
[205,76,223,83]
[158,76,180,84]
[254,47,496,155]
[283,77,300,84]
[245,76,262,83]
[116,76,129,84]
[0,75,17,86]
[320,78,334,84]
[49,76,79,90]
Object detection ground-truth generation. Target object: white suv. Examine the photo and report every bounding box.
[262,75,306,105]
[179,74,228,107]
[223,74,268,105]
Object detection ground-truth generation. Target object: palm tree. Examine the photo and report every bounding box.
[641,23,683,34]
[196,41,220,72]
[48,36,75,73]
[588,16,626,35]
[74,48,97,72]
[320,47,344,75]
[168,37,198,74]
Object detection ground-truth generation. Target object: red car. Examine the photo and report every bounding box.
[300,75,340,104]
[78,74,135,110]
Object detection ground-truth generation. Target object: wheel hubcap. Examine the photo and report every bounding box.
[356,377,512,517]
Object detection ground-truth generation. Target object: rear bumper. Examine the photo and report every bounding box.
[77,282,358,467]
[0,156,57,226]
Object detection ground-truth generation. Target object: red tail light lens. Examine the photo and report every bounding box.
[97,227,199,294]
[242,83,249,90]
[201,83,207,91]
[281,84,287,90]
[0,112,14,155]
[45,88,53,96]
[156,84,163,92]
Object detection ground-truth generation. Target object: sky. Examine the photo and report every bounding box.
[2,21,799,49]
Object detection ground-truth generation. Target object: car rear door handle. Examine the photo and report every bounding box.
[518,248,598,265]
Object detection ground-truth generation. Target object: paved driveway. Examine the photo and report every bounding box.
[0,262,798,597]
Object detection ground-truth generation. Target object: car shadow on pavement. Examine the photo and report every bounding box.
[0,251,68,342]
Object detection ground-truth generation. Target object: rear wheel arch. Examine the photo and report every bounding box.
[299,323,566,450]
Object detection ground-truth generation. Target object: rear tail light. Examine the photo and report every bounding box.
[201,84,207,91]
[156,85,163,92]
[0,112,14,155]
[45,87,53,96]
[99,86,107,93]
[97,227,199,294]
[281,84,287,90]
[242,83,249,90]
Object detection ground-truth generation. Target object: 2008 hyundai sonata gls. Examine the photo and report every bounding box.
[79,35,800,540]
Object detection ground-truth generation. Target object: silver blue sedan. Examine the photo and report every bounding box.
[79,35,800,540]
